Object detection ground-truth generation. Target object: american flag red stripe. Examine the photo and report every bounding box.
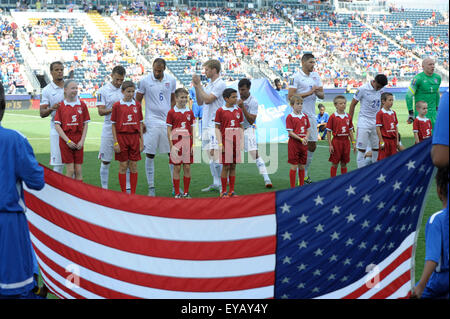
[25,167,277,299]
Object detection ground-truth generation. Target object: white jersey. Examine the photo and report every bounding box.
[353,82,386,129]
[40,81,64,132]
[96,82,123,126]
[137,72,176,127]
[289,70,322,117]
[201,77,226,129]
[240,94,259,129]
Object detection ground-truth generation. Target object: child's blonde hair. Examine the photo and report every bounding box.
[289,94,303,106]
[333,95,346,105]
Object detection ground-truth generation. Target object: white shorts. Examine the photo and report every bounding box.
[306,114,318,142]
[143,125,170,154]
[201,127,219,151]
[244,127,258,152]
[356,126,379,151]
[50,129,62,166]
[98,126,114,162]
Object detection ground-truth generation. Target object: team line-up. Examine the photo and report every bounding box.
[39,54,440,198]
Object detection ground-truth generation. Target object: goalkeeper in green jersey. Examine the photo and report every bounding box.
[406,58,441,127]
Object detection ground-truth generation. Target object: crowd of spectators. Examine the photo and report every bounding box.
[1,5,448,95]
[1,15,28,94]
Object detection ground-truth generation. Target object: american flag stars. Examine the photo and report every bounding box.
[275,139,435,298]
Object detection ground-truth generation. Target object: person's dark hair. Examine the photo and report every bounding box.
[175,87,188,97]
[381,92,393,101]
[112,65,126,76]
[223,88,237,99]
[121,80,135,91]
[153,58,166,68]
[0,82,5,121]
[50,61,63,72]
[374,74,388,87]
[238,78,251,89]
[436,166,449,200]
[301,53,315,63]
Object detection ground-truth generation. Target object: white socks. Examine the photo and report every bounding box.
[305,151,314,177]
[371,150,378,163]
[256,156,270,182]
[100,163,110,189]
[209,160,222,186]
[145,157,155,188]
[357,151,367,168]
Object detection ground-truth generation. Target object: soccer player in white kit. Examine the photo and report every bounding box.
[135,58,177,196]
[192,59,227,192]
[96,65,126,189]
[288,53,324,183]
[40,61,65,174]
[348,74,388,168]
[237,78,272,188]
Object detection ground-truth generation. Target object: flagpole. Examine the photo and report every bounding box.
[409,166,436,296]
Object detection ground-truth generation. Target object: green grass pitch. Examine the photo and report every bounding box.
[2,99,441,296]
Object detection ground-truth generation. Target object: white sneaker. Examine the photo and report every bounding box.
[201,184,220,192]
[148,187,156,197]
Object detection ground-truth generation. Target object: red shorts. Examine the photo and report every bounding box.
[329,136,350,164]
[221,141,241,164]
[288,139,307,165]
[169,136,193,165]
[59,133,83,164]
[115,133,141,162]
[378,137,397,160]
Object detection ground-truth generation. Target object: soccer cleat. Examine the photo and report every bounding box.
[228,192,238,197]
[304,176,312,184]
[174,193,183,199]
[183,193,192,199]
[201,184,220,192]
[219,192,229,198]
[148,187,156,197]
[172,187,183,196]
[265,181,273,188]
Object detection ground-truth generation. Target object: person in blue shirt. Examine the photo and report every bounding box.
[189,86,202,140]
[412,166,449,299]
[0,83,45,298]
[431,89,449,168]
[316,103,329,141]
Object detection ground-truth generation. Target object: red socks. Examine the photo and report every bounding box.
[173,178,180,195]
[130,172,138,194]
[330,166,337,177]
[121,173,138,194]
[330,166,347,177]
[119,173,127,192]
[229,176,235,193]
[183,176,190,194]
[298,169,304,186]
[221,177,228,193]
[289,169,296,188]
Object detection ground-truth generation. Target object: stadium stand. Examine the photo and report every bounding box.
[1,1,448,96]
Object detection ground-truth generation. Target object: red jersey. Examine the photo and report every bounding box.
[326,112,354,137]
[54,99,90,134]
[166,107,195,140]
[214,106,244,144]
[111,100,143,133]
[376,108,398,139]
[413,116,432,142]
[286,112,310,139]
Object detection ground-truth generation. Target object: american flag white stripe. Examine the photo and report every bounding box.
[26,184,276,242]
[315,233,415,299]
[31,231,275,299]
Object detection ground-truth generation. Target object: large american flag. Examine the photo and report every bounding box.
[24,139,434,299]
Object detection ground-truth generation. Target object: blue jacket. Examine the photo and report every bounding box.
[0,124,44,213]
